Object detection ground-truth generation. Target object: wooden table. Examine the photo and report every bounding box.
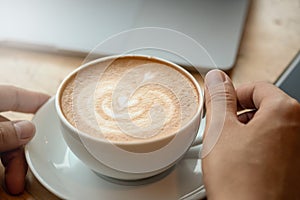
[0,0,299,199]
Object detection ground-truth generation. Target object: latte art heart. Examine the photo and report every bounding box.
[61,56,199,143]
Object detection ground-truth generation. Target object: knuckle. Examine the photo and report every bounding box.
[281,97,299,112]
[290,98,300,109]
[288,98,300,117]
[0,122,17,146]
[271,96,300,124]
[12,86,20,111]
[282,99,300,130]
[205,82,237,116]
[206,82,235,103]
[254,81,272,91]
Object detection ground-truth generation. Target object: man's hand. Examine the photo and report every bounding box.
[0,86,49,195]
[202,70,300,200]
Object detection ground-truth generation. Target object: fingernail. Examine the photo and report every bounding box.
[13,121,35,140]
[205,70,226,88]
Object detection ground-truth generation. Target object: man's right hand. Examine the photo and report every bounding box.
[202,70,300,200]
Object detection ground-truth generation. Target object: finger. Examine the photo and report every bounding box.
[1,148,27,195]
[0,85,49,113]
[236,82,288,110]
[204,70,238,132]
[0,120,35,152]
[202,70,238,158]
[0,113,29,194]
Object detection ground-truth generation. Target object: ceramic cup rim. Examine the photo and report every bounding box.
[55,54,203,147]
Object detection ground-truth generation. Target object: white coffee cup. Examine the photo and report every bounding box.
[55,55,204,180]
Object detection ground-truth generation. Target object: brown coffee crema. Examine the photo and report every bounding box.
[61,56,199,143]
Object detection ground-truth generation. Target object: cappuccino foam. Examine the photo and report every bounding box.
[61,56,199,142]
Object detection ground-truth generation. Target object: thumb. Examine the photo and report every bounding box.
[202,70,237,158]
[0,120,35,152]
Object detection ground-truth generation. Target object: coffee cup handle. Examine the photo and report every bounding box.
[191,112,206,147]
[191,106,206,147]
[191,126,203,146]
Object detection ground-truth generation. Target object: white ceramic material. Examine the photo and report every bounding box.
[55,55,204,180]
[25,97,206,199]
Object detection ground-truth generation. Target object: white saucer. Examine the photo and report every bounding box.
[25,97,206,200]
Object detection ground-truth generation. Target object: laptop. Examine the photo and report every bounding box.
[0,0,249,72]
